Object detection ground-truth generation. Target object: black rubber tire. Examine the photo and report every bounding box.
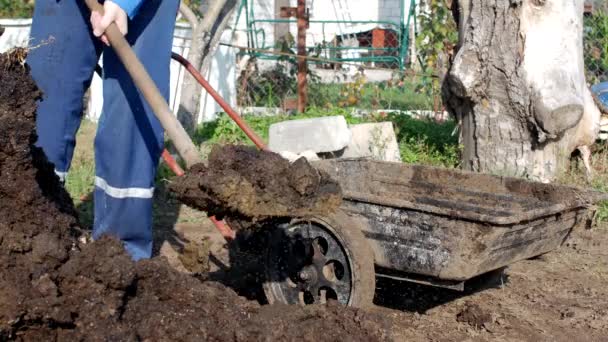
[263,209,376,308]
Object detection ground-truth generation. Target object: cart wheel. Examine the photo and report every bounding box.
[263,210,375,308]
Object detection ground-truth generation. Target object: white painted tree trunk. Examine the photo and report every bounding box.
[444,0,600,182]
[177,0,237,132]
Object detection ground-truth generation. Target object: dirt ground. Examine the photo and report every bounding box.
[161,215,608,342]
[381,226,608,341]
[0,49,389,341]
[3,48,607,341]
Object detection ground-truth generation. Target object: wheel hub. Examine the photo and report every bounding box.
[297,266,318,283]
[268,221,352,305]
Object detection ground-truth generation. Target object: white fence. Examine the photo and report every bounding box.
[0,18,237,124]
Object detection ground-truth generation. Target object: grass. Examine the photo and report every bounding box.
[65,121,96,202]
[65,120,96,228]
[192,108,461,168]
[558,143,608,224]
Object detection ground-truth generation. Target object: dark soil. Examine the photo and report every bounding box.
[179,237,211,274]
[0,49,389,341]
[170,145,342,222]
[164,211,608,342]
[373,228,608,341]
[455,302,492,329]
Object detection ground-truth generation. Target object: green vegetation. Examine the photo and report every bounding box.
[193,108,460,168]
[558,143,608,224]
[63,120,96,227]
[584,10,608,84]
[181,0,204,18]
[0,0,34,18]
[313,78,434,111]
[238,75,434,111]
[388,113,460,167]
[596,201,608,224]
[238,63,434,111]
[415,0,458,96]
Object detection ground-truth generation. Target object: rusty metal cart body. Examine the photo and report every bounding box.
[262,159,607,307]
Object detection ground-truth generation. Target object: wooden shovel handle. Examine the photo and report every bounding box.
[84,0,202,168]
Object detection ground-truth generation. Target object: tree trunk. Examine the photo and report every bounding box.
[443,0,599,182]
[177,0,237,132]
[199,0,237,74]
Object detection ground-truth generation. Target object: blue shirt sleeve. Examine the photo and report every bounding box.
[112,0,144,19]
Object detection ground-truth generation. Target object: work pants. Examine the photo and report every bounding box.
[27,0,179,260]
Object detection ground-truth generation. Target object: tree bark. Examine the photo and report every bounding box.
[179,2,199,28]
[177,0,237,132]
[199,0,237,74]
[444,0,597,182]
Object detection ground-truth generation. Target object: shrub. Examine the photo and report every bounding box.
[584,10,608,84]
[0,0,34,18]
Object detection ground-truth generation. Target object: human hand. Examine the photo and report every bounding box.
[90,1,128,46]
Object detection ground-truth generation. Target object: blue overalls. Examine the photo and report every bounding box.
[27,0,180,260]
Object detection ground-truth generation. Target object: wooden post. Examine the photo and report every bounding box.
[281,1,309,113]
[296,0,308,113]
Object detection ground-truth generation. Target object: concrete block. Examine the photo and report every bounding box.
[342,122,401,162]
[269,116,352,154]
[278,150,320,163]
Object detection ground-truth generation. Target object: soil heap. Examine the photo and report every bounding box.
[0,49,388,341]
[170,145,342,221]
